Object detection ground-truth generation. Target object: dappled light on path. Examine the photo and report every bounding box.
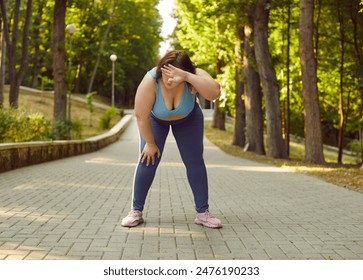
[85,157,135,167]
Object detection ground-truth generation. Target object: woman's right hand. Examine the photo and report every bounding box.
[140,143,161,166]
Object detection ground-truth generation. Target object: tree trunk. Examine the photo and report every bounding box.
[211,0,226,131]
[244,4,265,155]
[337,0,346,164]
[212,60,226,130]
[315,0,322,58]
[232,24,245,147]
[52,0,68,138]
[0,0,32,108]
[285,0,291,156]
[1,0,19,108]
[299,0,325,164]
[253,0,287,159]
[0,2,5,108]
[349,0,363,162]
[30,2,43,88]
[212,99,226,130]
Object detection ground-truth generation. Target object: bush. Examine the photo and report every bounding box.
[0,109,15,142]
[347,139,361,156]
[50,119,72,140]
[99,107,117,130]
[70,119,83,139]
[21,112,51,142]
[0,108,51,143]
[50,118,84,140]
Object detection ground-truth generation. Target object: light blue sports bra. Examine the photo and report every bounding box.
[148,69,195,119]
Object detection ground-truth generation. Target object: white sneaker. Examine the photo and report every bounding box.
[194,210,222,228]
[121,210,144,227]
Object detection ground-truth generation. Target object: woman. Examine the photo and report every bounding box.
[121,50,222,228]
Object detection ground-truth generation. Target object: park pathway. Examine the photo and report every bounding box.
[1,115,363,260]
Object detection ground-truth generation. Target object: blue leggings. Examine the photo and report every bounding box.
[132,103,209,213]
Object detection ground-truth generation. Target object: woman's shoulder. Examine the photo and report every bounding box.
[138,68,157,90]
[147,67,158,77]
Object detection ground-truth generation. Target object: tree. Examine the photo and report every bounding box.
[336,0,347,164]
[0,0,33,108]
[253,0,287,159]
[174,0,234,131]
[350,0,363,161]
[29,0,48,88]
[244,3,265,155]
[299,0,325,164]
[68,0,161,106]
[1,0,161,111]
[87,0,117,94]
[52,0,68,139]
[232,23,245,147]
[284,0,292,156]
[0,0,6,108]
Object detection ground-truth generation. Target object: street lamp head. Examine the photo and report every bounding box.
[66,24,77,35]
[110,54,117,62]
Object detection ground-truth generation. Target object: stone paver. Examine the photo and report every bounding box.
[1,115,363,260]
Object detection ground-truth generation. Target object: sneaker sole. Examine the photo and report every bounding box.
[195,221,222,229]
[121,218,144,227]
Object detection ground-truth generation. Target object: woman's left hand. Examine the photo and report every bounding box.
[161,64,187,84]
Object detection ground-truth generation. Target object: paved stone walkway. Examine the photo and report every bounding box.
[1,116,363,260]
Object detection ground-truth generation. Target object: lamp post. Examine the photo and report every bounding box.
[65,23,77,122]
[110,54,117,107]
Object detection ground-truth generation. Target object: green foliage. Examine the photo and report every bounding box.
[0,109,51,143]
[99,107,117,130]
[51,119,72,140]
[70,119,84,139]
[346,139,362,164]
[269,0,363,142]
[217,65,236,115]
[86,91,97,112]
[174,0,237,114]
[24,113,52,141]
[269,0,304,136]
[64,0,162,103]
[86,91,97,126]
[173,0,363,155]
[0,109,16,141]
[347,139,361,155]
[50,118,84,140]
[17,0,162,107]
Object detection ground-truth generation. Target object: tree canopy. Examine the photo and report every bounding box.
[172,0,363,163]
[0,0,162,108]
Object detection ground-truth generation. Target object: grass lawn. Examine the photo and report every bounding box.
[204,120,363,193]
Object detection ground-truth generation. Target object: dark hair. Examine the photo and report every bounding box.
[156,50,196,79]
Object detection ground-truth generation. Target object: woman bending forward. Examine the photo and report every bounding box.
[121,50,222,229]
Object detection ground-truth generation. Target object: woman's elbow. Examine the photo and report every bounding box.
[207,82,220,101]
[135,111,147,122]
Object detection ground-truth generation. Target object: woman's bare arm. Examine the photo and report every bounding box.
[161,64,220,101]
[134,73,160,166]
